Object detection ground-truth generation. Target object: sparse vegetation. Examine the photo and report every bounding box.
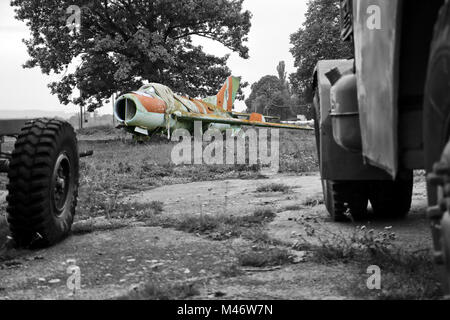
[237,247,293,268]
[240,227,286,246]
[142,201,164,216]
[68,128,317,224]
[308,226,399,263]
[71,200,164,235]
[145,208,277,241]
[173,214,242,238]
[257,183,291,193]
[302,197,324,207]
[77,198,164,221]
[283,205,303,212]
[75,200,279,243]
[71,219,130,236]
[250,208,277,222]
[296,218,442,299]
[220,264,244,278]
[1,128,441,300]
[279,131,318,173]
[77,125,118,136]
[119,282,200,300]
[76,133,303,220]
[349,252,442,300]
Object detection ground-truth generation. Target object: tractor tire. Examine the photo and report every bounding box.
[368,172,414,219]
[323,180,369,222]
[6,119,79,248]
[424,1,450,297]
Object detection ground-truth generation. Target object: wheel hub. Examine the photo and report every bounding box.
[51,153,71,215]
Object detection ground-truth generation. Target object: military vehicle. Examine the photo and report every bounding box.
[0,119,80,248]
[313,0,450,294]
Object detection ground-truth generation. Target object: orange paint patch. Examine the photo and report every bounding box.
[133,94,167,114]
[249,113,264,122]
[227,77,233,112]
[217,84,226,110]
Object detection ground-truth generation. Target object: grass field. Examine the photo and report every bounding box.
[0,127,443,300]
[75,128,318,219]
[0,127,317,240]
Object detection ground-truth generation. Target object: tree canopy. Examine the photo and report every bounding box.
[11,0,251,111]
[245,61,295,119]
[289,0,353,101]
[245,75,285,114]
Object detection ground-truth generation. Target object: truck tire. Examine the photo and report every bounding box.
[323,180,369,222]
[313,93,369,222]
[6,119,79,248]
[424,1,450,296]
[368,173,414,219]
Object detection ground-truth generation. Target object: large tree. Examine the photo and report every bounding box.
[245,75,285,114]
[289,0,353,101]
[245,61,295,119]
[11,0,251,111]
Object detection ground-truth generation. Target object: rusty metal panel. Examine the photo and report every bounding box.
[353,0,402,178]
[315,60,391,181]
[0,119,28,136]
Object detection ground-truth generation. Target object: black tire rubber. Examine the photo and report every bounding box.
[6,119,79,248]
[312,102,321,162]
[424,1,450,176]
[424,1,450,296]
[323,180,369,222]
[442,212,450,296]
[368,173,414,219]
[313,88,369,222]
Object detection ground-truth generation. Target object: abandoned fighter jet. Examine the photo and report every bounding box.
[113,76,313,137]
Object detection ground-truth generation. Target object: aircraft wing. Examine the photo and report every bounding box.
[174,112,313,131]
[231,111,280,121]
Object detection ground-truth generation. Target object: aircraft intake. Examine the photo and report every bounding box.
[114,93,192,133]
[114,98,137,123]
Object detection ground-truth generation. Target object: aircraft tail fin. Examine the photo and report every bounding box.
[202,76,240,112]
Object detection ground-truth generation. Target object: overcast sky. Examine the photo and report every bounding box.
[0,0,307,115]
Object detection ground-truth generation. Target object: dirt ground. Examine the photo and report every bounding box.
[0,173,439,300]
[0,130,442,300]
